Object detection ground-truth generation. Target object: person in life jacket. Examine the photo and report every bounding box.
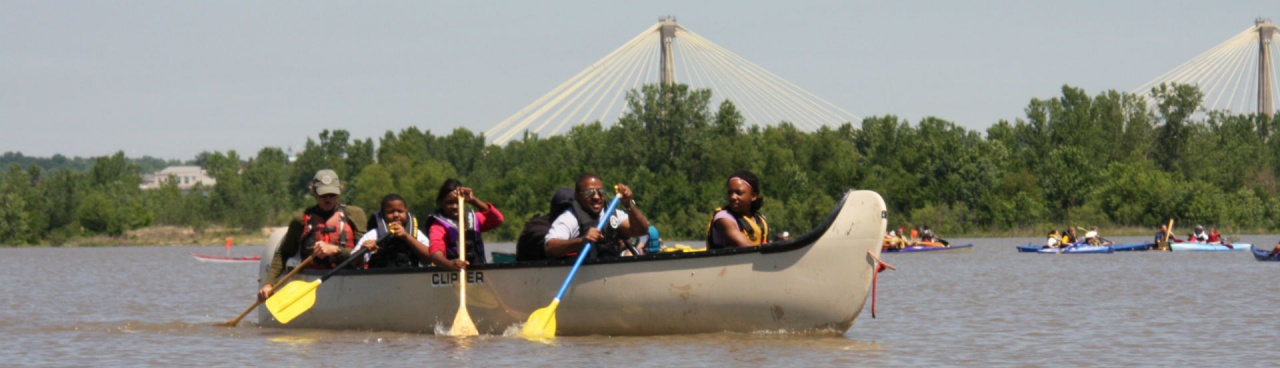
[706,170,769,249]
[544,173,651,259]
[1045,230,1061,249]
[1061,227,1079,246]
[1206,227,1222,244]
[424,178,504,270]
[1084,225,1114,246]
[354,193,432,268]
[1190,225,1209,243]
[259,169,367,301]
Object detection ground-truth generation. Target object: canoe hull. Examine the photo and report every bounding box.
[257,189,888,336]
[1169,242,1252,252]
[189,252,260,263]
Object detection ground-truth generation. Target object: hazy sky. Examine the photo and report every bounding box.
[2,1,1274,160]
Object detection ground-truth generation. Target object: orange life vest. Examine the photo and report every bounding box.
[299,206,357,269]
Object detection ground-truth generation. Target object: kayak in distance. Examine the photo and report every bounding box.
[190,252,260,263]
[883,243,973,254]
[257,189,889,336]
[1169,242,1252,252]
[1252,247,1280,261]
[1016,245,1114,254]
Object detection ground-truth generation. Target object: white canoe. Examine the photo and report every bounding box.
[1169,242,1252,252]
[257,190,888,336]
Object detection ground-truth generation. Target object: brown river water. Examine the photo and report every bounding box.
[2,236,1277,367]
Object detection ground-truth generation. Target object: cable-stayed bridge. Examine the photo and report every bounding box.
[1133,18,1277,117]
[485,17,860,145]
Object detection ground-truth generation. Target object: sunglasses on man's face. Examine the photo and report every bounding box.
[578,188,608,197]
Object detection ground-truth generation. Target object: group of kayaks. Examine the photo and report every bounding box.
[1016,241,1276,260]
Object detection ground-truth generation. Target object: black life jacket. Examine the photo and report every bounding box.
[567,200,628,259]
[364,212,423,268]
[705,208,769,250]
[299,205,357,269]
[425,210,486,265]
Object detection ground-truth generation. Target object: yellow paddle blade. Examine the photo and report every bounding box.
[520,299,559,339]
[265,279,322,324]
[449,307,479,336]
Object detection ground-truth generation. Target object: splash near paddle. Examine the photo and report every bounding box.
[521,191,623,340]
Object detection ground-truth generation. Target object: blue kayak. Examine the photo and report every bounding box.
[1252,247,1280,261]
[1111,242,1154,251]
[1016,244,1114,254]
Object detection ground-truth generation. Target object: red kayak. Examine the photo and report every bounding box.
[189,251,260,263]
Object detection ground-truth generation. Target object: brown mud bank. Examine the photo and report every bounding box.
[57,226,276,247]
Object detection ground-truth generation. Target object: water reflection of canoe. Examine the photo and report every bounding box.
[884,244,973,254]
[1169,242,1252,252]
[189,252,260,263]
[256,190,888,336]
[1016,245,1114,254]
[1252,247,1280,261]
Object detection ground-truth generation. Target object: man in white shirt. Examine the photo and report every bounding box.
[544,174,650,259]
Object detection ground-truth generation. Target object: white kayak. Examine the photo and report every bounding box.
[1169,242,1252,252]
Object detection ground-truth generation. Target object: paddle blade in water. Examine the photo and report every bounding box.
[265,280,321,324]
[449,307,479,336]
[520,299,559,339]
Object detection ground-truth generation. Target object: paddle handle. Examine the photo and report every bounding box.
[457,194,467,300]
[552,194,622,301]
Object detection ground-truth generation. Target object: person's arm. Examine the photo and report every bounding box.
[425,221,466,271]
[260,216,304,300]
[408,230,433,264]
[544,212,598,258]
[611,184,649,238]
[618,200,649,238]
[474,203,505,232]
[352,230,379,266]
[713,216,753,248]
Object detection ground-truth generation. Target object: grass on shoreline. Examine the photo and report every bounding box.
[30,226,277,247]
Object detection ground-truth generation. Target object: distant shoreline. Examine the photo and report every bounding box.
[0,225,275,247]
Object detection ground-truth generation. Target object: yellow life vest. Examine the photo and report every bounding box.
[705,208,769,249]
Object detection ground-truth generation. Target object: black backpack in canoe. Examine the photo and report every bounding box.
[516,213,553,261]
[516,187,576,261]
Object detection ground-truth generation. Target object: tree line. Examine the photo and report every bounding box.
[1,83,1277,246]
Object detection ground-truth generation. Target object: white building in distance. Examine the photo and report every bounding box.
[140,166,217,191]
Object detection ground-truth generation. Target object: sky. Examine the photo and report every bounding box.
[2,0,1275,160]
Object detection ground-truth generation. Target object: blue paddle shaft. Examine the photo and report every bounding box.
[552,194,623,301]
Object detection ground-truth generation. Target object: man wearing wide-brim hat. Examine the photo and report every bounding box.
[258,169,368,301]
